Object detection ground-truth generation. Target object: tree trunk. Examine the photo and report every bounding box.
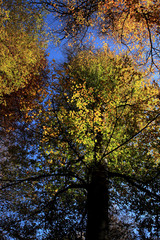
[86,162,109,240]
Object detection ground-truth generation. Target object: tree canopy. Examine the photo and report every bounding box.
[33,0,160,68]
[0,0,48,128]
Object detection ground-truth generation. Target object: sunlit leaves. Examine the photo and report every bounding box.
[40,47,159,178]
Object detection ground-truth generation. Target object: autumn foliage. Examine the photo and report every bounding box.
[0,0,48,127]
[41,47,159,178]
[39,0,160,68]
[0,1,160,239]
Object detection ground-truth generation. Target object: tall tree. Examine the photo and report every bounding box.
[1,48,159,239]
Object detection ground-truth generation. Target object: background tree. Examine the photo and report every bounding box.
[33,0,160,69]
[1,47,159,239]
[0,2,49,238]
[0,0,48,128]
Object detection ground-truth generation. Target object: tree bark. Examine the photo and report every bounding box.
[86,162,109,240]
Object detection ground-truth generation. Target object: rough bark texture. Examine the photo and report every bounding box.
[86,162,109,240]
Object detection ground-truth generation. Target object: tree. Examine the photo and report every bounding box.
[0,0,48,128]
[33,0,160,69]
[1,47,159,239]
[0,2,48,237]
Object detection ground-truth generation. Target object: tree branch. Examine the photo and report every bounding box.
[0,171,86,189]
[108,171,160,200]
[103,112,160,158]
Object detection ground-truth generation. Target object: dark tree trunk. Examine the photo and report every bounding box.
[86,162,109,240]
